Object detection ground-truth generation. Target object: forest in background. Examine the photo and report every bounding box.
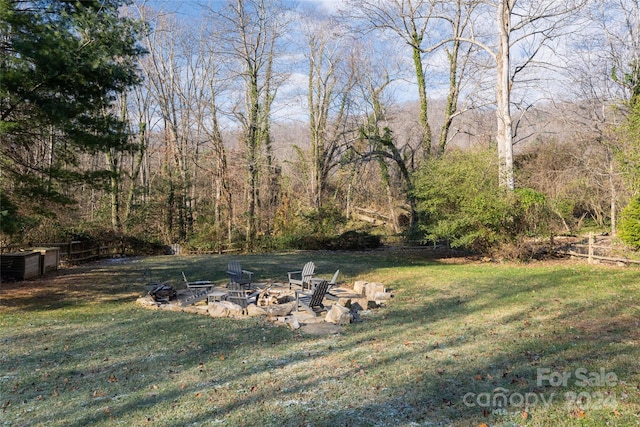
[1,0,639,256]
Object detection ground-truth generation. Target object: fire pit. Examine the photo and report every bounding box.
[256,286,291,306]
[148,283,177,303]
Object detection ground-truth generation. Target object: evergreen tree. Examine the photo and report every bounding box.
[618,195,640,249]
[0,0,145,222]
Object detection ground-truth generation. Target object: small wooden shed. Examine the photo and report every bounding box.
[0,251,41,280]
[31,247,60,275]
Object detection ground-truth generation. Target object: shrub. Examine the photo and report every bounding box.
[411,148,557,255]
[302,204,347,235]
[514,187,553,236]
[326,230,382,250]
[269,204,345,250]
[618,195,640,249]
[412,148,519,252]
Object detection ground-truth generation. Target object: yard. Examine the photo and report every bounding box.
[1,250,639,426]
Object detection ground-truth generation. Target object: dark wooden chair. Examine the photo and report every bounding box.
[309,269,340,299]
[226,282,259,308]
[226,260,253,289]
[295,279,329,316]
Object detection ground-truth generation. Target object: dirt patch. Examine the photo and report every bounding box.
[0,261,138,312]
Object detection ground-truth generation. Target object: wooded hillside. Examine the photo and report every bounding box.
[1,0,638,255]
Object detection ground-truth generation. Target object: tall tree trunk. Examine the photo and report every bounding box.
[106,148,121,232]
[437,0,470,156]
[261,37,277,235]
[121,87,148,233]
[209,96,232,252]
[226,0,285,251]
[496,0,515,190]
[307,33,326,210]
[412,42,432,158]
[245,67,261,251]
[123,121,146,233]
[106,99,128,232]
[609,148,617,235]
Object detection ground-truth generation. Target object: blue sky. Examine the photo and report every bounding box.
[133,0,594,126]
[143,0,345,16]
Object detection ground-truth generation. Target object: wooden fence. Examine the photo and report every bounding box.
[4,233,639,266]
[1,240,124,264]
[558,232,640,265]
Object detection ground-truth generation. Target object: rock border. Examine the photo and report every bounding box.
[136,281,394,331]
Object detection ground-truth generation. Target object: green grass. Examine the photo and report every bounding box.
[1,251,640,426]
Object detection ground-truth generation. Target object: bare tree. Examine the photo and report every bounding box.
[459,0,588,189]
[602,0,640,230]
[187,17,234,251]
[343,0,479,159]
[555,0,640,234]
[211,0,289,250]
[344,0,436,158]
[135,7,196,241]
[605,0,640,106]
[348,37,417,230]
[298,12,357,209]
[435,0,478,155]
[122,83,152,233]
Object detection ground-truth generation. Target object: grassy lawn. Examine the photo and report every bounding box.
[1,251,639,426]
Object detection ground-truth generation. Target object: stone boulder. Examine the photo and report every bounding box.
[277,316,300,330]
[364,282,386,301]
[338,296,370,311]
[263,301,295,317]
[374,291,393,304]
[208,301,244,317]
[246,303,267,317]
[208,302,229,318]
[325,304,353,325]
[136,295,157,308]
[221,301,244,317]
[183,305,208,315]
[353,281,368,295]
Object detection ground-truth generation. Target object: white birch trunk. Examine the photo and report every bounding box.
[496,0,515,190]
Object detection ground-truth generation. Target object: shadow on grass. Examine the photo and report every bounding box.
[2,310,290,426]
[158,296,638,426]
[2,253,639,426]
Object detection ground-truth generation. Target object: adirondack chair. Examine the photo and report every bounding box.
[226,282,259,308]
[226,260,253,289]
[288,261,315,290]
[328,269,340,287]
[295,279,329,316]
[181,272,214,304]
[326,269,340,300]
[306,269,340,300]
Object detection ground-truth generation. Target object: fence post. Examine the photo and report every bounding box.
[588,232,594,264]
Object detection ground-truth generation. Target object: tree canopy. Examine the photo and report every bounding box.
[0,0,145,219]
